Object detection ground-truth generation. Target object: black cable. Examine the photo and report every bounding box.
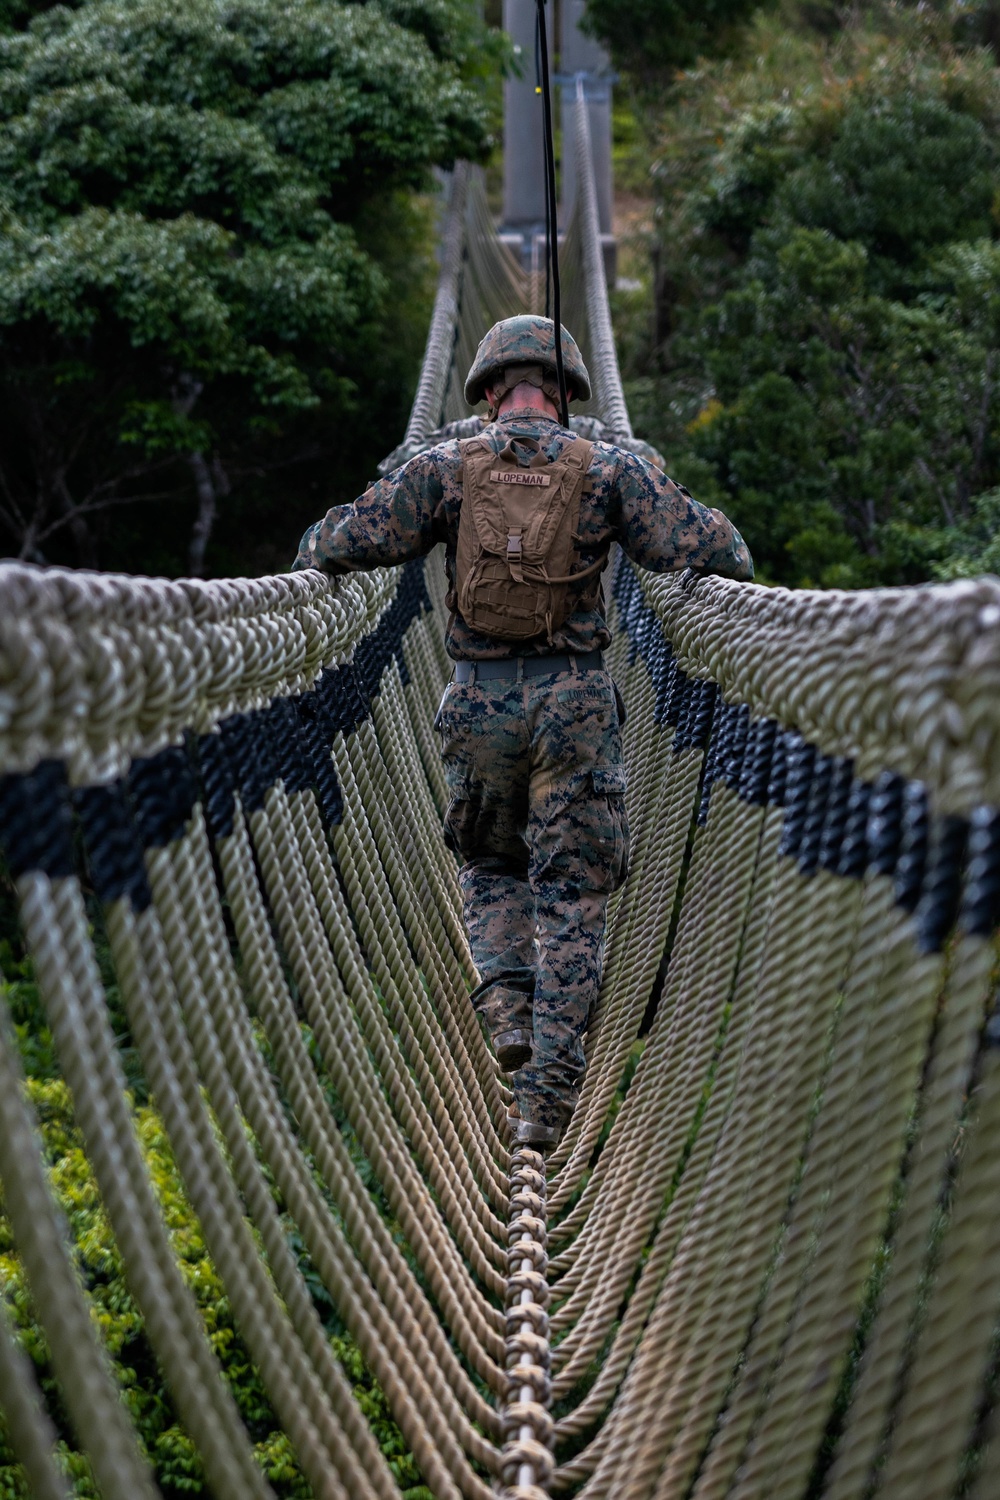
[534,12,551,317]
[535,0,568,426]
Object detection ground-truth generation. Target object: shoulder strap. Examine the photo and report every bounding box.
[564,435,594,473]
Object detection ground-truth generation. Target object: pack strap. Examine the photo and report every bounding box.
[507,529,525,582]
[542,546,610,587]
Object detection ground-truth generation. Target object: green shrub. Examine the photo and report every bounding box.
[0,907,425,1496]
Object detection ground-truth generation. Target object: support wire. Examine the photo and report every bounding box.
[534,0,568,427]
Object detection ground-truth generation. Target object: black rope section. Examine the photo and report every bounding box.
[535,0,569,428]
[0,559,433,917]
[611,554,1000,965]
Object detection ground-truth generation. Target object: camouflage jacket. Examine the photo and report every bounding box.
[292,409,754,661]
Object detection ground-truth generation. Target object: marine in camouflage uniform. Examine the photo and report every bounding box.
[376,412,668,476]
[293,316,753,1149]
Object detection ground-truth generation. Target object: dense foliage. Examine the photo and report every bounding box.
[0,0,498,575]
[0,896,433,1498]
[616,2,1000,586]
[583,0,763,86]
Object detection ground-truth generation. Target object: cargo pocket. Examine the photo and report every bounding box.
[443,785,481,860]
[591,764,630,890]
[533,763,630,892]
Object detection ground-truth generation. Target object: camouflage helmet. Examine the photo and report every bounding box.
[464,316,592,407]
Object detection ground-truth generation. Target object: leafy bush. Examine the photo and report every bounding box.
[620,4,1000,586]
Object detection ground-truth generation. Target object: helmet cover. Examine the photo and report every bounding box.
[464,316,592,407]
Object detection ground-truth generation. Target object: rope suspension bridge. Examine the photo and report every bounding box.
[2,81,1000,1500]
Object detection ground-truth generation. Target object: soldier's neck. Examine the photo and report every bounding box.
[497,408,558,424]
[497,389,559,421]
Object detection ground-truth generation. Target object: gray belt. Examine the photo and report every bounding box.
[453,649,603,683]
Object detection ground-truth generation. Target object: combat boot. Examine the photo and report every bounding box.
[513,1118,562,1153]
[474,981,534,1072]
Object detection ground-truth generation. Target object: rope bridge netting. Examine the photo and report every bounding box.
[2,92,1000,1500]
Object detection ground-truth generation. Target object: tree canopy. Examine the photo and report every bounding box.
[617,3,1000,586]
[0,0,497,573]
[582,0,763,86]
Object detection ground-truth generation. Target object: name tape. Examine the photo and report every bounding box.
[490,470,551,487]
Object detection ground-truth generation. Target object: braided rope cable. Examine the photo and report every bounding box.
[636,571,1000,812]
[251,783,507,1365]
[103,894,356,1500]
[325,746,510,1279]
[0,1293,70,1500]
[567,77,631,439]
[501,1147,553,1500]
[549,779,750,1353]
[9,871,275,1499]
[0,1000,159,1500]
[822,933,997,1500]
[869,1014,1000,1500]
[372,673,507,1153]
[179,807,500,1467]
[217,799,504,1484]
[686,885,918,1500]
[553,744,734,1259]
[442,173,529,427]
[550,807,784,1488]
[547,738,706,1232]
[405,163,472,446]
[546,654,681,1202]
[677,869,867,1500]
[4,555,1000,1500]
[339,722,510,1208]
[145,826,398,1500]
[576,826,866,1500]
[0,563,395,775]
[549,783,771,1398]
[724,922,943,1500]
[166,808,432,1498]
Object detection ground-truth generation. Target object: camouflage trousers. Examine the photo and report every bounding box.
[437,663,630,1129]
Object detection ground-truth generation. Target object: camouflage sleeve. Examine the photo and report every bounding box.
[290,450,446,575]
[614,451,754,580]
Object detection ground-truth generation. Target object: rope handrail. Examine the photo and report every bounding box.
[404,162,473,447]
[1,139,999,1500]
[637,568,1000,813]
[569,76,632,440]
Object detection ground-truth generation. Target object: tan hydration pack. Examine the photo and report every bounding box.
[455,433,597,643]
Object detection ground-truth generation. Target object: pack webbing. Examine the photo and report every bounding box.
[1,91,1000,1500]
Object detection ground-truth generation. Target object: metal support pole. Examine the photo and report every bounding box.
[501,0,552,258]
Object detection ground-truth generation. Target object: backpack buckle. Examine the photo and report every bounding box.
[507,528,525,582]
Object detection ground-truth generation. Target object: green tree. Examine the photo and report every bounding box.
[624,6,1000,585]
[582,0,764,85]
[0,0,69,32]
[0,0,495,574]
